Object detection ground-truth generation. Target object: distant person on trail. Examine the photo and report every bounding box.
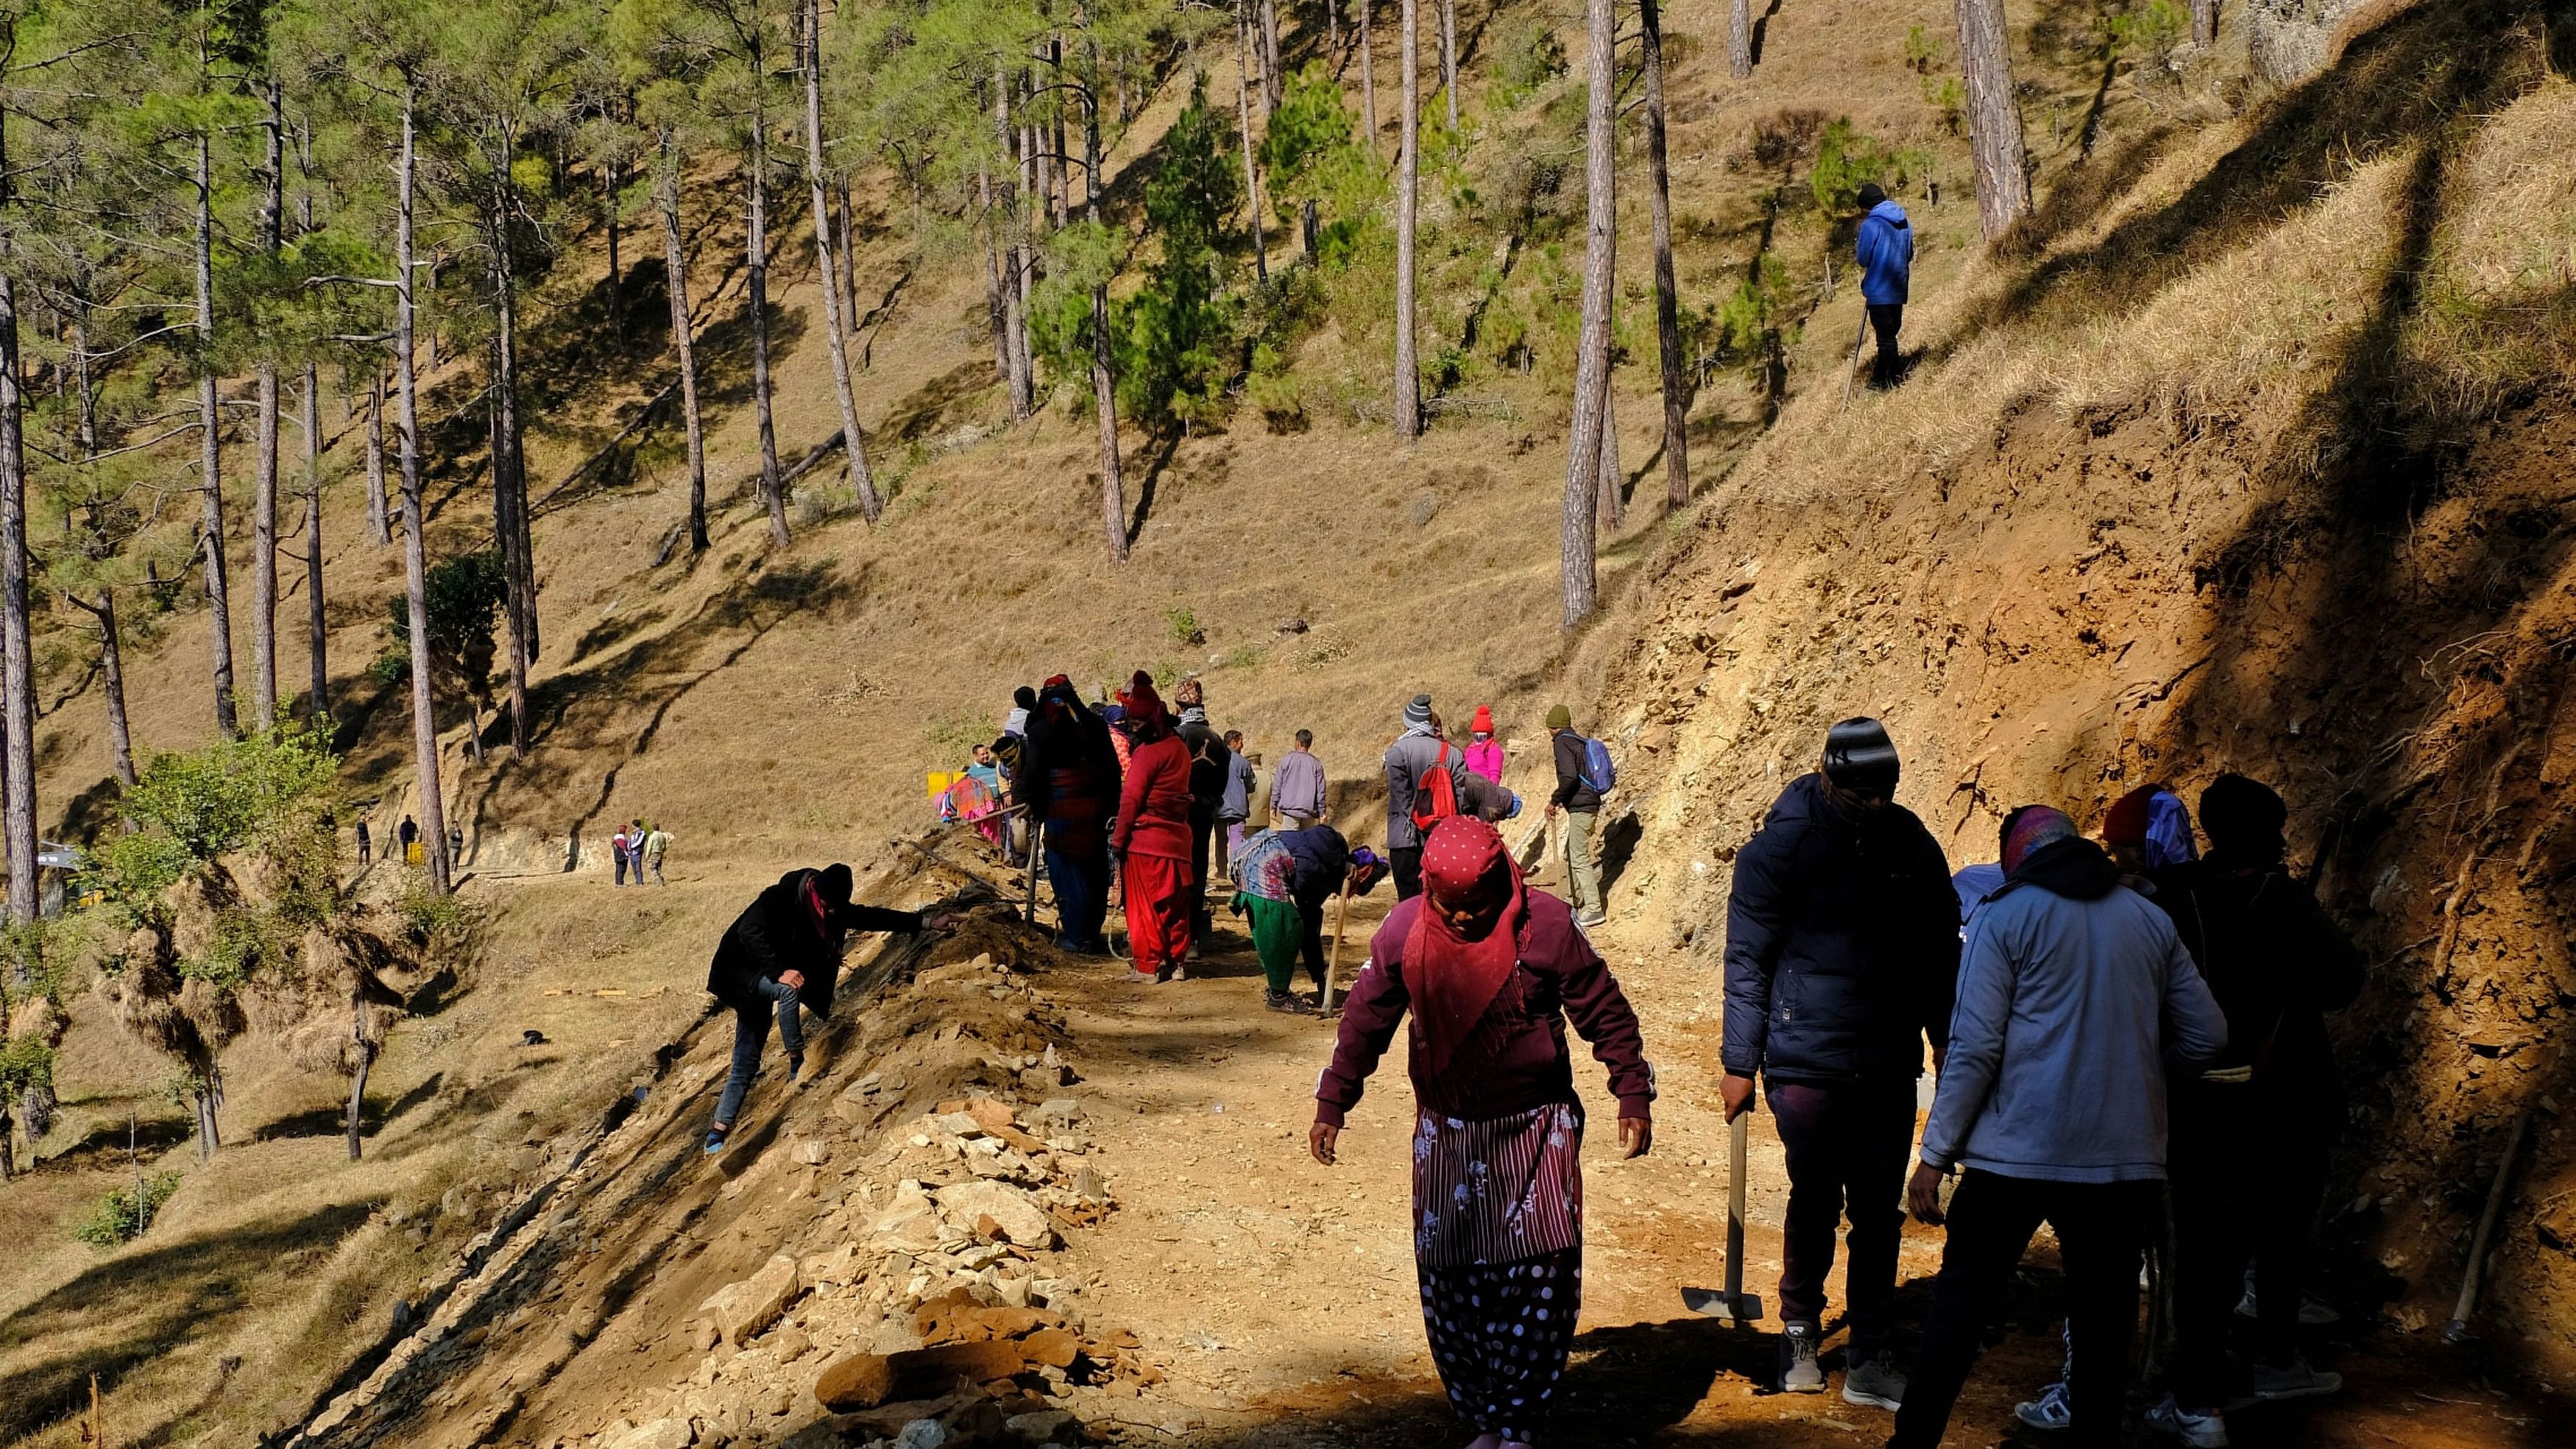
[1720,717,1958,1408]
[1271,729,1327,829]
[1855,182,1914,388]
[397,815,419,865]
[1312,815,1655,1449]
[2143,775,2362,1445]
[1003,685,1036,740]
[1229,822,1380,1013]
[702,863,944,1155]
[643,823,673,885]
[1465,706,1504,784]
[355,818,372,865]
[1383,694,1468,901]
[1174,679,1231,954]
[1016,676,1122,954]
[1890,807,2227,1449]
[610,823,633,886]
[1114,673,1197,982]
[1543,705,1609,929]
[1220,729,1258,862]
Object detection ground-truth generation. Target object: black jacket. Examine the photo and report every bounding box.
[1178,714,1231,822]
[706,868,921,1016]
[1012,691,1122,822]
[1550,729,1602,812]
[1722,773,1960,1084]
[2148,853,2363,1110]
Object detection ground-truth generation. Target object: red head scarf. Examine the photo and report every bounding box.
[1405,815,1529,1075]
[2103,786,2159,848]
[1121,671,1171,742]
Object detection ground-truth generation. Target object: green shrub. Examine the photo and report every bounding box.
[1165,605,1201,645]
[395,878,473,949]
[1490,15,1569,108]
[76,1172,181,1250]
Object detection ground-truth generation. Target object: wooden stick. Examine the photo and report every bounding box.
[2446,1104,2535,1342]
[1320,880,1355,1015]
[1839,307,1871,409]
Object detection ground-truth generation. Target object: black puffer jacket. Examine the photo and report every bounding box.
[2149,852,2363,1112]
[1722,773,1961,1084]
[706,868,921,1016]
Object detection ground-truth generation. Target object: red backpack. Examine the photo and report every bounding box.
[1410,743,1459,832]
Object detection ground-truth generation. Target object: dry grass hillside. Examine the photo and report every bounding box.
[10,0,2575,1443]
[1601,0,2576,1382]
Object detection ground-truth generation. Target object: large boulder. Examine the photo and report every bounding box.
[869,1182,949,1252]
[932,1182,1056,1249]
[698,1253,802,1347]
[813,1341,1032,1411]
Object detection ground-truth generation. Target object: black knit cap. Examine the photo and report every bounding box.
[2198,773,2287,857]
[1822,717,1901,797]
[815,862,855,910]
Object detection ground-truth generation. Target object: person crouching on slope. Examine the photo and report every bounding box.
[1312,815,1655,1449]
[1114,673,1197,982]
[1230,822,1383,1013]
[1889,807,2227,1449]
[704,863,946,1155]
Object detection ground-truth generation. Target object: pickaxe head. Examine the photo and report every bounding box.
[1680,1286,1765,1324]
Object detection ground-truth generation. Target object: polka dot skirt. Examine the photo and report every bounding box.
[1417,1247,1583,1441]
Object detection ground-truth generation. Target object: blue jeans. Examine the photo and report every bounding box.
[1044,823,1111,947]
[713,978,804,1128]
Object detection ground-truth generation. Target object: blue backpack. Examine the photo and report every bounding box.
[1579,737,1616,794]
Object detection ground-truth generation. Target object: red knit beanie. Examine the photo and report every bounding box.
[2103,785,2158,847]
[1470,705,1494,734]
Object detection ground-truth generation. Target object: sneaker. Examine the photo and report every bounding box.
[2013,1380,2073,1431]
[702,1129,729,1157]
[1779,1324,1825,1394]
[2249,1358,2342,1401]
[1841,1353,1905,1410]
[2143,1393,2230,1447]
[1264,990,1316,1015]
[2234,1281,2341,1326]
[1577,910,1607,929]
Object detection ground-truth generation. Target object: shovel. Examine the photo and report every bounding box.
[1681,1113,1766,1324]
[1317,880,1355,1016]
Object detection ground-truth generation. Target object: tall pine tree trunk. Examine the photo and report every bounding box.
[1955,0,2032,241]
[979,157,1011,386]
[302,364,325,719]
[1085,43,1127,564]
[1238,7,1268,286]
[745,57,792,548]
[1329,0,1340,61]
[1639,0,1690,508]
[68,291,135,787]
[195,134,238,739]
[1393,0,1420,439]
[1261,0,1283,110]
[0,244,32,928]
[93,592,134,786]
[252,363,280,730]
[801,0,882,521]
[836,182,857,336]
[1561,0,1616,626]
[1438,0,1457,131]
[365,368,390,545]
[2190,0,2215,47]
[1359,0,1377,159]
[994,68,1033,420]
[1730,0,1752,79]
[657,140,712,554]
[395,95,450,895]
[1594,378,1622,528]
[487,208,533,755]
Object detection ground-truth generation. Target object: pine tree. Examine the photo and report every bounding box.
[1955,0,2031,240]
[1638,0,1689,507]
[1562,0,1616,626]
[1391,0,1418,439]
[800,0,881,520]
[1730,0,1752,79]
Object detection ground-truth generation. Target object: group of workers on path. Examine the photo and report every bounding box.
[609,818,674,886]
[698,670,2357,1449]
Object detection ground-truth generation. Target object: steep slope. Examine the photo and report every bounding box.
[1599,0,2576,1377]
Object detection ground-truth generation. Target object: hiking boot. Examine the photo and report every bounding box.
[2235,1279,2340,1326]
[702,1128,729,1157]
[2143,1393,2230,1447]
[2013,1381,2073,1431]
[1779,1324,1825,1394]
[1841,1353,1906,1410]
[2249,1358,2342,1401]
[1265,990,1316,1015]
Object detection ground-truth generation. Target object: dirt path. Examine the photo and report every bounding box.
[1056,901,2563,1448]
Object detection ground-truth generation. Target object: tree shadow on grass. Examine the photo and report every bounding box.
[0,1200,377,1445]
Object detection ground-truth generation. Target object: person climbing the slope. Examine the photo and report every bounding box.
[2144,775,2364,1446]
[1312,815,1655,1449]
[1855,182,1914,388]
[1015,676,1122,954]
[1230,821,1381,1013]
[1114,673,1197,982]
[1384,694,1468,901]
[1465,706,1505,784]
[703,863,944,1155]
[1720,717,1958,1408]
[1891,806,2226,1448]
[1003,684,1037,740]
[1271,729,1327,830]
[1544,705,1609,928]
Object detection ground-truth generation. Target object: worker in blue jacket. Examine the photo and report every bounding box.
[1855,183,1914,386]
